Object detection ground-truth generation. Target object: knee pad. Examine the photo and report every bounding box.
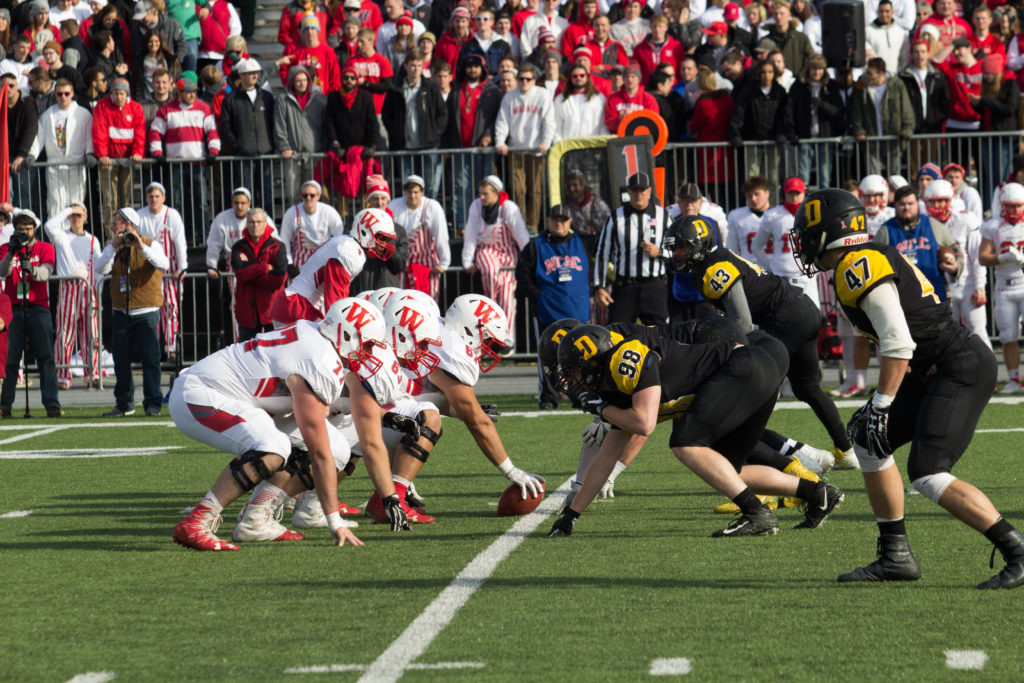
[229,450,280,491]
[284,448,315,489]
[343,455,360,477]
[294,458,316,491]
[402,411,442,463]
[910,472,957,503]
[853,442,895,473]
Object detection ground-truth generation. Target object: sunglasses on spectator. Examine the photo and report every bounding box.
[520,76,535,81]
[301,193,318,198]
[56,91,73,96]
[571,73,587,78]
[345,6,359,10]
[342,75,357,80]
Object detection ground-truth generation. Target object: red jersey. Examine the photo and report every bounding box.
[604,88,656,133]
[936,58,983,123]
[0,240,57,309]
[348,52,393,113]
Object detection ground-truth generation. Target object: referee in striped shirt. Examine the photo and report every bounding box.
[593,172,671,324]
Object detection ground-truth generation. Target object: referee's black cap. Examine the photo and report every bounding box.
[626,172,651,190]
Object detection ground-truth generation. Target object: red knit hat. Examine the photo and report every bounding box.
[365,174,390,198]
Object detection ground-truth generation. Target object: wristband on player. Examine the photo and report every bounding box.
[497,458,515,475]
[326,511,343,530]
[871,392,895,410]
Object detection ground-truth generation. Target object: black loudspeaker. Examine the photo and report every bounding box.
[822,0,866,69]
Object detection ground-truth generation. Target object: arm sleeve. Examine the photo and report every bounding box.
[872,225,890,245]
[206,221,224,270]
[279,208,295,263]
[322,259,353,309]
[721,280,753,334]
[140,241,170,271]
[43,208,73,246]
[860,281,916,359]
[507,203,531,249]
[461,206,481,269]
[94,243,116,275]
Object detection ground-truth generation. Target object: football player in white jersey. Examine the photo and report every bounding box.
[270,208,396,326]
[725,176,772,264]
[752,177,820,308]
[364,292,546,523]
[859,174,894,236]
[979,183,1024,393]
[171,298,409,552]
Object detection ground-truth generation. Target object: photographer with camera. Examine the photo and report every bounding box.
[0,211,62,418]
[95,207,169,417]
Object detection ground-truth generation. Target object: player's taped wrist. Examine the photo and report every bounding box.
[497,458,515,476]
[871,392,894,410]
[326,511,342,530]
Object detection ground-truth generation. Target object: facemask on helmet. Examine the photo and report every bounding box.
[384,290,442,377]
[351,208,397,260]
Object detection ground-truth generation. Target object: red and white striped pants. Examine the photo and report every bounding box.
[475,245,517,345]
[53,279,99,385]
[160,277,181,353]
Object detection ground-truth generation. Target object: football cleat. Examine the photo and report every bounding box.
[293,490,359,529]
[711,507,779,537]
[833,447,861,470]
[779,378,795,399]
[839,384,867,398]
[999,379,1024,395]
[365,492,435,524]
[794,444,835,475]
[714,495,777,514]
[405,481,427,509]
[838,534,921,582]
[782,456,820,508]
[795,482,844,529]
[977,529,1024,590]
[173,504,240,551]
[233,500,305,542]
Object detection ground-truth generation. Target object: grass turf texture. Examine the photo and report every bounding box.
[2,403,1024,680]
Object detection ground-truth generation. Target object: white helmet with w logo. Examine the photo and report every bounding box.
[319,297,387,374]
[444,294,509,373]
[384,290,442,377]
[351,208,397,260]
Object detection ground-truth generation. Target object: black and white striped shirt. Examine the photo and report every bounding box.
[592,202,671,289]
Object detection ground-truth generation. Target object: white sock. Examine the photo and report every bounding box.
[200,491,223,513]
[608,461,627,482]
[1009,369,1020,382]
[854,369,867,388]
[393,475,411,488]
[250,481,282,506]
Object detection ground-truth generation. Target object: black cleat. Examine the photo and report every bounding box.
[712,507,779,537]
[838,534,921,582]
[795,481,844,529]
[977,530,1024,590]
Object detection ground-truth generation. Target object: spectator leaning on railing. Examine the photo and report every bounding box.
[91,76,145,229]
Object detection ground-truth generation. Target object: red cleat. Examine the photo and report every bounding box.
[338,501,362,515]
[364,493,435,524]
[173,504,240,551]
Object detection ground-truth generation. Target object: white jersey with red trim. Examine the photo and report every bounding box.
[866,206,894,236]
[981,216,1024,281]
[941,212,982,300]
[284,234,366,311]
[178,320,345,416]
[400,324,480,409]
[327,343,412,418]
[753,205,803,277]
[725,206,767,263]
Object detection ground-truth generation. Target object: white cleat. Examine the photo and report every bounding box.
[833,447,861,470]
[999,380,1024,394]
[233,499,305,542]
[779,378,795,399]
[293,490,358,529]
[794,444,835,475]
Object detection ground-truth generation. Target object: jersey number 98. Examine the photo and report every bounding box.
[617,348,642,379]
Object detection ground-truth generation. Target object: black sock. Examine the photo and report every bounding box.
[984,517,1014,544]
[732,488,765,515]
[796,478,819,500]
[747,442,792,471]
[878,518,906,537]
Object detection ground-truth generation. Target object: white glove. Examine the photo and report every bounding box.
[999,246,1024,265]
[599,477,616,499]
[581,420,610,448]
[505,466,544,499]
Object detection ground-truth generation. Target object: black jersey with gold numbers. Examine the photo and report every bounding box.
[689,247,801,325]
[596,332,732,421]
[833,243,965,372]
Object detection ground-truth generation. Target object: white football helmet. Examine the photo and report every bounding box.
[444,294,509,373]
[384,290,442,377]
[1001,183,1024,224]
[355,290,375,302]
[351,208,397,260]
[923,179,954,223]
[858,175,888,216]
[369,286,400,312]
[318,297,387,374]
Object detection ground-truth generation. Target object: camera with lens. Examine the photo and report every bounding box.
[10,230,30,252]
[122,231,138,247]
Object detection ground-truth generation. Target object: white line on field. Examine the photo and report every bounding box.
[66,673,115,683]
[1,510,32,518]
[945,650,988,670]
[650,658,693,675]
[354,478,571,683]
[0,421,175,431]
[0,426,65,445]
[286,662,486,674]
[0,447,183,459]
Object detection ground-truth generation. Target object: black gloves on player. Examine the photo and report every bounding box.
[848,398,892,459]
[383,494,411,531]
[547,507,580,537]
[479,403,500,422]
[382,411,420,439]
[576,390,607,418]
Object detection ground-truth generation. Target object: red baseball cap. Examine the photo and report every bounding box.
[701,21,727,36]
[783,177,806,194]
[724,3,740,20]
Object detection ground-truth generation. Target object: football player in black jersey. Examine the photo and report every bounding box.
[791,188,1024,589]
[665,214,859,471]
[546,323,843,538]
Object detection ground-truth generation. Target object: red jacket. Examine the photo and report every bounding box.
[632,35,683,85]
[970,32,1006,58]
[91,96,147,158]
[0,294,10,377]
[435,29,474,70]
[281,42,342,93]
[604,88,656,133]
[279,4,330,48]
[690,91,734,184]
[198,0,232,54]
[936,58,983,123]
[230,231,288,328]
[586,37,629,75]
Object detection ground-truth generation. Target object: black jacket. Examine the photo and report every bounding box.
[972,78,1020,132]
[898,64,951,133]
[60,35,92,76]
[220,87,276,156]
[323,88,379,152]
[381,75,447,150]
[729,79,787,145]
[447,80,502,146]
[349,222,408,291]
[784,77,843,141]
[7,95,38,160]
[439,85,460,147]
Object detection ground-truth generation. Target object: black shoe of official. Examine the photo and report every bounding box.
[46,406,63,418]
[838,534,921,582]
[539,401,557,410]
[795,481,844,529]
[0,408,10,418]
[711,506,779,537]
[977,529,1024,590]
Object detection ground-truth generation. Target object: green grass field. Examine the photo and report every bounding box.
[3,401,1024,681]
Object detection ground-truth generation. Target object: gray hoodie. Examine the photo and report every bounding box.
[272,65,328,153]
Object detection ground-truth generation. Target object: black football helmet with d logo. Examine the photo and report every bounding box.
[663,215,718,272]
[557,324,615,394]
[791,189,869,276]
[539,318,582,385]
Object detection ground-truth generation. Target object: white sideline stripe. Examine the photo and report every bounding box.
[0,447,182,459]
[650,658,693,675]
[286,662,485,674]
[355,478,572,683]
[0,427,65,445]
[1,510,32,518]
[66,673,115,683]
[0,422,176,431]
[945,650,988,670]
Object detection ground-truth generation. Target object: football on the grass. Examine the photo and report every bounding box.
[497,482,545,516]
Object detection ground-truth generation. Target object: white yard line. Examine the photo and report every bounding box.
[286,662,485,675]
[66,673,115,683]
[650,658,693,675]
[0,426,66,445]
[355,478,571,683]
[0,421,175,431]
[945,650,988,670]
[0,510,32,518]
